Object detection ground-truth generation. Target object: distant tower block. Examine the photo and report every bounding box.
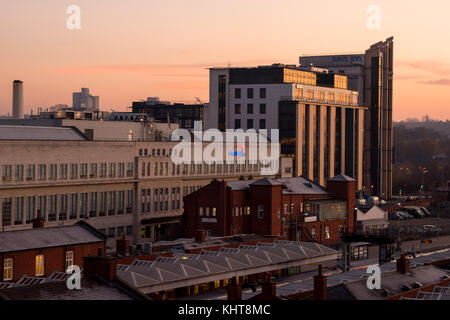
[12,80,24,119]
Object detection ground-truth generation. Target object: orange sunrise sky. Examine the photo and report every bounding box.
[1,0,449,121]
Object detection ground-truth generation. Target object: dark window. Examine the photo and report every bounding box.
[247,119,253,129]
[247,104,253,114]
[235,88,241,99]
[260,88,266,99]
[260,119,266,129]
[247,88,253,99]
[235,119,241,129]
[234,104,241,114]
[260,103,266,114]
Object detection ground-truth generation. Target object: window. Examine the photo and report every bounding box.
[70,194,77,219]
[108,191,116,215]
[35,255,44,276]
[59,164,67,180]
[126,162,133,177]
[234,104,241,114]
[65,251,74,270]
[14,165,23,181]
[117,226,124,237]
[325,226,330,240]
[260,103,266,114]
[118,163,125,177]
[126,225,132,236]
[26,196,35,223]
[235,119,241,129]
[318,91,324,101]
[90,163,97,178]
[108,227,115,238]
[311,227,317,240]
[2,198,11,226]
[260,88,266,99]
[235,88,241,99]
[70,164,78,179]
[14,197,24,225]
[48,195,57,221]
[2,165,12,181]
[3,258,13,281]
[306,90,314,100]
[126,190,133,213]
[247,119,253,129]
[99,163,107,178]
[38,164,46,180]
[109,163,116,178]
[49,164,57,180]
[212,207,217,217]
[80,193,88,218]
[259,119,266,129]
[247,104,253,114]
[257,205,264,219]
[99,192,106,216]
[247,88,253,99]
[118,191,124,214]
[37,196,46,219]
[26,164,35,181]
[327,92,335,102]
[59,194,67,220]
[80,163,88,178]
[89,192,97,217]
[199,207,203,216]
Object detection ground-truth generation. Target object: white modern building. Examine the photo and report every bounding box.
[73,88,99,110]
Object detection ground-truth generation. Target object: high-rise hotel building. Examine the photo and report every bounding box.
[205,64,365,190]
[299,37,394,198]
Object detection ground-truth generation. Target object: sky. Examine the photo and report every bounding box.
[0,0,449,121]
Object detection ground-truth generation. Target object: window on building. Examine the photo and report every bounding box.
[235,88,241,99]
[99,163,107,178]
[108,227,115,238]
[257,205,264,219]
[325,226,330,240]
[70,194,77,219]
[247,88,253,99]
[37,196,46,219]
[35,255,45,276]
[26,164,35,181]
[1,198,12,226]
[48,195,57,221]
[234,104,241,114]
[260,103,266,114]
[247,119,253,129]
[126,225,132,236]
[199,207,203,216]
[60,164,67,180]
[260,88,266,99]
[3,258,13,281]
[234,119,241,129]
[109,163,116,178]
[70,164,78,180]
[59,194,67,220]
[126,163,134,177]
[90,163,97,178]
[2,165,12,181]
[108,191,116,215]
[89,192,97,217]
[26,196,35,224]
[126,190,133,213]
[14,165,23,181]
[65,251,74,270]
[80,163,88,178]
[14,197,24,225]
[80,193,88,218]
[259,119,266,129]
[118,163,125,177]
[118,191,124,214]
[99,192,106,216]
[49,164,57,180]
[38,164,46,180]
[311,227,317,240]
[247,104,253,114]
[117,226,124,238]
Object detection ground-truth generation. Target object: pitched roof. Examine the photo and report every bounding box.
[0,221,105,253]
[328,174,356,182]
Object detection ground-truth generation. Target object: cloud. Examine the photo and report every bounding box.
[421,79,450,86]
[397,60,450,76]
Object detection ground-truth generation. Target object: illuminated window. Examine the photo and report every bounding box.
[327,92,335,102]
[3,258,13,281]
[212,208,217,217]
[35,255,45,276]
[318,91,324,101]
[65,251,74,270]
[324,226,330,240]
[306,90,314,100]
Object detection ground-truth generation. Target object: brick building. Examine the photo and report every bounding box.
[0,220,106,282]
[183,174,356,245]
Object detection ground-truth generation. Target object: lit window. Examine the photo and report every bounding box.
[65,251,74,270]
[311,228,317,240]
[199,207,203,216]
[35,255,45,276]
[325,226,330,240]
[212,208,217,217]
[3,258,13,281]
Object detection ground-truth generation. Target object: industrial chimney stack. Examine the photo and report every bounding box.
[12,80,24,119]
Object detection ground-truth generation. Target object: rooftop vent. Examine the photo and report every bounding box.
[304,182,313,188]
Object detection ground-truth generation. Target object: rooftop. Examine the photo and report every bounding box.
[0,221,106,253]
[0,125,87,141]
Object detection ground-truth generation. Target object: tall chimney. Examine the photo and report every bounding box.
[227,278,242,300]
[12,80,24,119]
[116,232,130,256]
[397,254,410,274]
[314,264,327,300]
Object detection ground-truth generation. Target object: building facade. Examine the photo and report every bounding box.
[206,65,365,189]
[299,37,394,198]
[0,139,289,250]
[73,88,99,110]
[183,174,356,245]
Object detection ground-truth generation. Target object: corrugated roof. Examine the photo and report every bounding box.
[0,125,87,141]
[0,222,105,253]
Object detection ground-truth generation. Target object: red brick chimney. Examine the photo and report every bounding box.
[32,216,44,229]
[83,255,117,283]
[397,254,410,274]
[227,278,242,300]
[314,264,327,300]
[261,281,277,297]
[194,229,206,243]
[116,232,130,256]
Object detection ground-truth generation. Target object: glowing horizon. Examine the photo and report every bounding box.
[1,0,450,121]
